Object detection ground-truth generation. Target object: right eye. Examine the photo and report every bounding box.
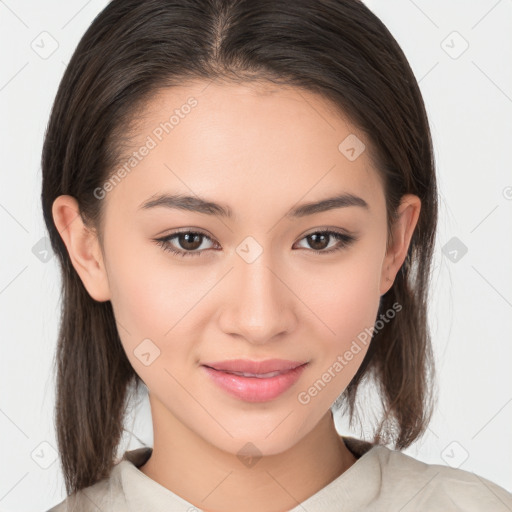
[154,230,218,258]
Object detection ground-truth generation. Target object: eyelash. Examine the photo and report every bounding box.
[154,229,358,258]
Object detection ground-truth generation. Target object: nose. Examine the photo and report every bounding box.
[218,253,298,345]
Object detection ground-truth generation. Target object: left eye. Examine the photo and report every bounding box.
[295,230,357,254]
[154,229,357,258]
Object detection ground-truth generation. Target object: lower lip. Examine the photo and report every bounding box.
[201,363,309,402]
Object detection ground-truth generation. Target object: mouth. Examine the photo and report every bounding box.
[200,359,310,402]
[202,358,308,374]
[208,369,288,378]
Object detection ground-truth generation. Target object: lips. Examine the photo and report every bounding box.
[201,360,310,402]
[201,358,307,375]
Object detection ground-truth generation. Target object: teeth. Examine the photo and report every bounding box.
[225,370,282,378]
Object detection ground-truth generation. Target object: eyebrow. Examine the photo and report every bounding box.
[138,192,369,218]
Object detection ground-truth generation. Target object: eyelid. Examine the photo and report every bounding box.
[159,225,356,240]
[154,226,358,258]
[300,225,355,238]
[157,226,212,237]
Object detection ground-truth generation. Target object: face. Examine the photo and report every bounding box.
[56,80,419,457]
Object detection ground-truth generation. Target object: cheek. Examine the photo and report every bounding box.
[295,248,383,393]
[107,242,216,378]
[108,259,193,397]
[106,241,183,353]
[107,228,196,332]
[299,255,382,340]
[308,285,378,377]
[294,268,381,410]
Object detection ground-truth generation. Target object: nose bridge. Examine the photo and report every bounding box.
[224,246,294,343]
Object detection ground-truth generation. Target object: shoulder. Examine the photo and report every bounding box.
[371,444,512,511]
[45,464,125,512]
[46,448,152,511]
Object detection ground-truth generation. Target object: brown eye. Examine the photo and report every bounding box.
[175,232,203,251]
[155,228,357,259]
[154,231,216,258]
[306,232,330,251]
[295,230,357,254]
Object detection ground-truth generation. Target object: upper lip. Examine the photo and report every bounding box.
[202,359,308,374]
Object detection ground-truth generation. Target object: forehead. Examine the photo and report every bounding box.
[102,80,385,224]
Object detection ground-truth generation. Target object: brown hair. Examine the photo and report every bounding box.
[42,0,438,496]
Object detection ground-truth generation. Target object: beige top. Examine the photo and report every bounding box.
[48,436,512,511]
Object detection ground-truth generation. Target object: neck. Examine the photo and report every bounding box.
[139,394,357,512]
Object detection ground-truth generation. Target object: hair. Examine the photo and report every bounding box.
[41,0,438,497]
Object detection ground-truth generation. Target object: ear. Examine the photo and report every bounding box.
[52,195,111,302]
[379,194,421,296]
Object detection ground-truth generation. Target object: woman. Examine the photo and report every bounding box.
[43,0,512,510]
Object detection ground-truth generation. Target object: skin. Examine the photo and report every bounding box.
[52,80,420,512]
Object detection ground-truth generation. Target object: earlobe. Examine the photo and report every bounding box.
[52,195,111,302]
[379,194,421,296]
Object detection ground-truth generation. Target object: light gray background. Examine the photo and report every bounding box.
[1,1,511,510]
